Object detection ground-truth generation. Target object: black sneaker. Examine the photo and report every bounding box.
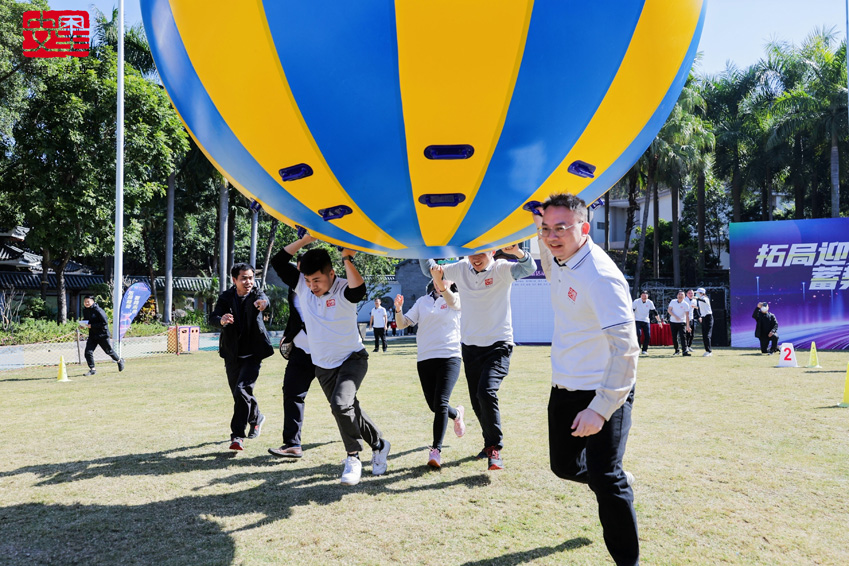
[682,351,691,357]
[117,358,125,372]
[476,448,488,459]
[85,368,96,376]
[248,414,265,439]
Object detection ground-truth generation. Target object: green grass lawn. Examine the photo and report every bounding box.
[1,341,848,565]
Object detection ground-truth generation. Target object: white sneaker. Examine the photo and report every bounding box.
[371,439,391,476]
[340,455,362,486]
[703,352,712,357]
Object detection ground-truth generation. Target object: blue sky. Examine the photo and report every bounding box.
[50,0,848,76]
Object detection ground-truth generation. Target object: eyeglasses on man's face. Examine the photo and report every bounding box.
[537,221,584,238]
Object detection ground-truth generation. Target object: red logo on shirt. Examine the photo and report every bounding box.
[568,287,577,302]
[484,278,493,286]
[440,304,448,310]
[326,299,336,307]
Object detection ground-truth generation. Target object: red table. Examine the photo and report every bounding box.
[650,323,673,346]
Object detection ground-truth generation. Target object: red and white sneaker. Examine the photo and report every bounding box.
[229,438,244,451]
[486,446,503,471]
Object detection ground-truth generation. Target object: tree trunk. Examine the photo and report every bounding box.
[164,172,175,323]
[56,250,72,324]
[793,135,805,219]
[830,128,840,218]
[652,180,660,279]
[761,177,770,221]
[261,217,280,290]
[218,178,229,292]
[811,167,820,218]
[620,167,639,272]
[633,184,652,296]
[143,227,159,317]
[731,162,742,223]
[671,182,680,287]
[697,170,706,280]
[40,246,50,304]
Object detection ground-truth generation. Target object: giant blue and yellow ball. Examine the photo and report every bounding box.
[141,0,706,258]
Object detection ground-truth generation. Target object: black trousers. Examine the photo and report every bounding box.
[549,387,638,566]
[634,321,650,352]
[685,322,695,348]
[373,327,387,351]
[417,357,461,450]
[759,334,779,353]
[224,356,262,440]
[701,314,714,352]
[315,350,381,454]
[670,322,687,353]
[282,346,316,447]
[461,342,513,450]
[84,336,120,368]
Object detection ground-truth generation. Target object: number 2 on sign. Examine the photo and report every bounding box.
[783,348,792,361]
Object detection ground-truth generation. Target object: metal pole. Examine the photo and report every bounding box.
[250,209,258,268]
[164,173,175,323]
[219,179,229,292]
[112,0,125,356]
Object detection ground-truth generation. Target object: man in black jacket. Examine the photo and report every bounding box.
[753,302,779,354]
[269,253,317,459]
[82,294,124,375]
[211,263,274,451]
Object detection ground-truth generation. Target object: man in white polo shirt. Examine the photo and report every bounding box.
[369,298,389,352]
[420,242,535,471]
[632,290,661,355]
[695,288,714,357]
[270,233,390,486]
[667,291,691,357]
[532,193,639,566]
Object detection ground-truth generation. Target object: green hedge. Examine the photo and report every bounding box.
[0,319,182,346]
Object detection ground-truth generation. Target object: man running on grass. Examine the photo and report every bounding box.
[271,233,390,486]
[533,193,640,566]
[419,241,535,470]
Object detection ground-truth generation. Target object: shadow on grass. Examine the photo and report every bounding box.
[1,441,493,565]
[457,538,593,566]
[813,405,849,410]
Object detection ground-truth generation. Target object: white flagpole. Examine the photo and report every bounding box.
[112,0,125,355]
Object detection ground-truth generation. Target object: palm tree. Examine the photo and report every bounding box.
[772,28,847,218]
[704,64,759,222]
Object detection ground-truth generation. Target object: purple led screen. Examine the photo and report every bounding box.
[729,218,849,349]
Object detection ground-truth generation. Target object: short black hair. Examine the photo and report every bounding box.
[83,294,95,300]
[230,263,255,279]
[299,248,333,276]
[542,193,588,221]
[640,290,648,295]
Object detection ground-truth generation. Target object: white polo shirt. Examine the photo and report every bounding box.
[668,299,691,323]
[429,255,535,347]
[696,295,713,317]
[295,275,363,370]
[548,238,635,390]
[632,298,655,323]
[402,294,461,361]
[371,306,388,328]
